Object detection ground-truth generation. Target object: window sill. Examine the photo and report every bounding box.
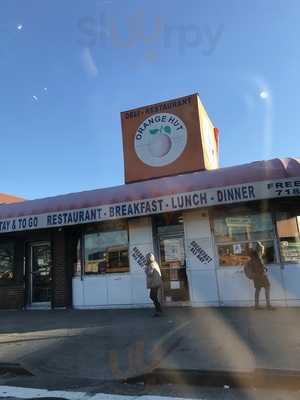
[81,272,131,278]
[218,263,279,269]
[0,281,22,287]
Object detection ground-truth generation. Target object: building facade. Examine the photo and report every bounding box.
[0,158,299,310]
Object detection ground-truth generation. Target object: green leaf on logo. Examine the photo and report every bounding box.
[149,128,159,135]
[164,126,171,134]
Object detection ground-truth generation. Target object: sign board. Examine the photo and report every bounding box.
[198,99,219,170]
[121,94,219,183]
[226,217,252,226]
[164,239,182,262]
[0,178,299,234]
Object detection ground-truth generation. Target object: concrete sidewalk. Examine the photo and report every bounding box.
[0,307,300,384]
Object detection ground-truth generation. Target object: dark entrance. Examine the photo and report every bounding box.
[27,242,52,308]
[153,213,189,304]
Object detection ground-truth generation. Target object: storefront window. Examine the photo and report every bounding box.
[214,212,276,266]
[73,237,82,277]
[276,212,300,263]
[84,224,129,274]
[0,242,15,281]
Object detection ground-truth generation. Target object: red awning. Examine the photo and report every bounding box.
[0,158,299,220]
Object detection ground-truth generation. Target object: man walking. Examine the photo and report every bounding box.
[145,253,163,316]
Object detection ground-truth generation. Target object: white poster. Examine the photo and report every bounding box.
[170,281,180,290]
[164,239,182,262]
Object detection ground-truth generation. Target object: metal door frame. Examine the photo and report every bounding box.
[28,241,52,308]
[156,231,190,304]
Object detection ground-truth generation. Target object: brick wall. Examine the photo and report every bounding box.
[0,286,24,309]
[0,229,72,309]
[0,238,25,309]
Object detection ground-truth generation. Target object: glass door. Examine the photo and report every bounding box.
[153,213,189,304]
[158,234,189,303]
[28,242,52,307]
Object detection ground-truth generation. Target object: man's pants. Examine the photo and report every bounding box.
[150,287,162,312]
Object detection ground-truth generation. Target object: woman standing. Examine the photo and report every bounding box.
[249,242,275,310]
[145,253,163,316]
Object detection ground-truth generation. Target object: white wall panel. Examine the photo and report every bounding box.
[129,217,154,273]
[184,210,216,269]
[131,274,151,304]
[107,275,132,305]
[184,210,211,239]
[83,276,108,306]
[266,266,285,302]
[128,217,153,244]
[72,277,84,307]
[283,264,300,302]
[183,210,219,304]
[188,270,219,304]
[217,268,252,304]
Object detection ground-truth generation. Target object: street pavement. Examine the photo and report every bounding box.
[1,307,300,397]
[1,384,300,400]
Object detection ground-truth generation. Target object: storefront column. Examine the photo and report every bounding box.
[184,209,220,305]
[129,217,154,305]
[52,230,67,308]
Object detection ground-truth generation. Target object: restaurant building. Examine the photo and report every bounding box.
[0,94,299,310]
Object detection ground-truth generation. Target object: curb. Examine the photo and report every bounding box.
[0,363,33,377]
[125,368,300,389]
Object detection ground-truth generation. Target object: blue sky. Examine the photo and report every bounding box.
[1,0,300,199]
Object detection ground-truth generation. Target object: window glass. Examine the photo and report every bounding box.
[214,212,275,266]
[155,212,183,227]
[276,212,300,263]
[84,228,129,274]
[155,212,184,236]
[218,240,275,266]
[0,242,15,281]
[214,212,273,243]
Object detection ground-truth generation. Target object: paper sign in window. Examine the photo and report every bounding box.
[164,239,182,262]
[170,281,180,290]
